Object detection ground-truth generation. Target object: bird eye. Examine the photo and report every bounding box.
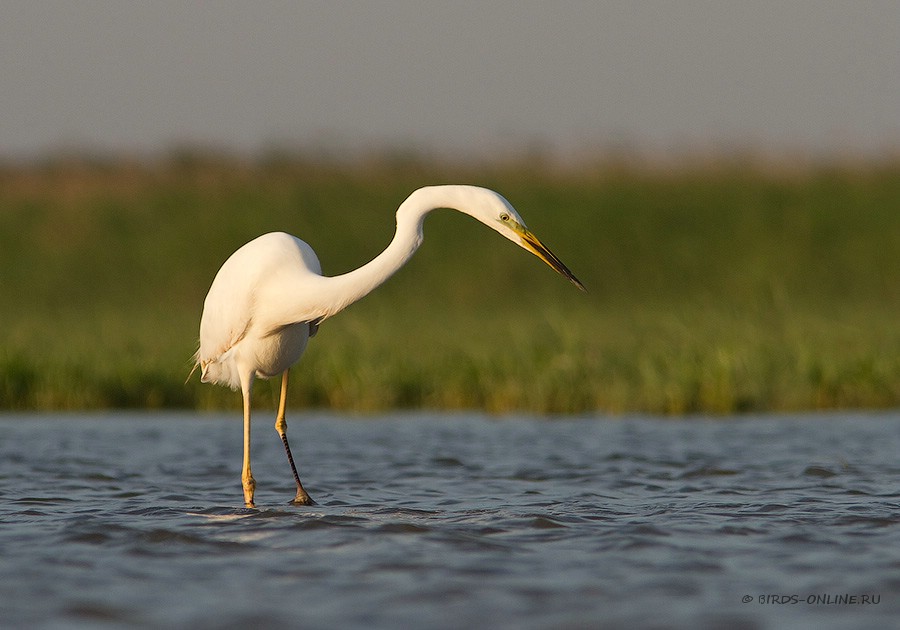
[499,213,510,222]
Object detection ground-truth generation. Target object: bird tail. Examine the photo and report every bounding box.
[185,347,201,385]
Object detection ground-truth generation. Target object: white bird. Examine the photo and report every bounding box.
[193,185,583,507]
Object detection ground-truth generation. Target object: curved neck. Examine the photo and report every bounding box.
[317,186,471,318]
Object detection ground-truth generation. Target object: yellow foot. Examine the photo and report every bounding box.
[290,488,316,506]
[242,476,256,508]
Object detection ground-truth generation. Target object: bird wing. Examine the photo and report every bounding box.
[196,232,325,370]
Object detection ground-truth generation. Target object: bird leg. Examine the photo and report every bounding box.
[275,370,316,506]
[241,383,256,508]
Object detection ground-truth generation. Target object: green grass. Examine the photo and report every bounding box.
[2,154,900,413]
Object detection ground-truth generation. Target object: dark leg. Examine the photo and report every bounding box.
[275,370,316,505]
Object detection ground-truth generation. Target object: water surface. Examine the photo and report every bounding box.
[1,412,899,629]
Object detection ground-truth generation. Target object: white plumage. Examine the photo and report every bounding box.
[194,185,583,507]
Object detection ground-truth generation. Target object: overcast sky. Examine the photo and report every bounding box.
[2,1,898,160]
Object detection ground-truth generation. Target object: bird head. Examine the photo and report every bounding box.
[462,186,586,291]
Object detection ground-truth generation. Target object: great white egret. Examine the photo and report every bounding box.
[194,185,583,507]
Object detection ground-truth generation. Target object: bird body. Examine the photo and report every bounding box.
[195,185,583,507]
[198,232,322,390]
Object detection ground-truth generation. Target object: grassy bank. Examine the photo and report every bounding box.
[2,154,900,413]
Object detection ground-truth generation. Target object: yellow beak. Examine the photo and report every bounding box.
[516,225,586,291]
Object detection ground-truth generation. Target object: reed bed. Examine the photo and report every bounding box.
[2,154,899,413]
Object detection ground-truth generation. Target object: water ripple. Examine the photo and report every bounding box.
[1,412,899,629]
